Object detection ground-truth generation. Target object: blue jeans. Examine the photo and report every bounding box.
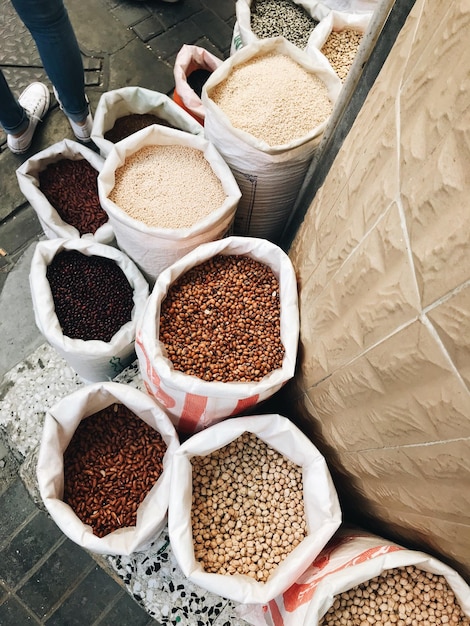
[0,0,88,135]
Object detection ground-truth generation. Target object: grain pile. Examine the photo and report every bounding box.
[109,144,226,229]
[321,29,364,82]
[208,52,332,146]
[191,431,307,582]
[250,0,318,49]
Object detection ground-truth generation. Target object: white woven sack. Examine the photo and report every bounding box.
[306,9,373,62]
[135,236,299,434]
[241,527,470,625]
[168,414,342,605]
[97,125,241,284]
[91,86,204,158]
[202,37,341,243]
[30,238,149,383]
[15,138,113,244]
[37,381,180,556]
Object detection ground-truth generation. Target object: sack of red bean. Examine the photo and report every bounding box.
[29,238,149,383]
[238,526,470,625]
[168,413,341,604]
[91,86,205,158]
[97,124,242,284]
[202,36,341,244]
[36,381,180,555]
[135,235,299,433]
[15,138,113,244]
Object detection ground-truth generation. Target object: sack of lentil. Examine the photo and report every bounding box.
[36,381,180,555]
[97,124,242,284]
[136,235,299,433]
[202,36,341,243]
[245,526,470,625]
[29,237,149,383]
[15,139,113,244]
[168,413,342,604]
[306,10,372,83]
[173,44,223,125]
[91,86,204,158]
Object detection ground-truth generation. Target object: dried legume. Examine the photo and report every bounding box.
[251,0,318,49]
[46,249,134,342]
[208,52,332,146]
[104,113,178,143]
[187,69,212,97]
[191,431,307,582]
[159,254,284,382]
[39,158,107,236]
[63,402,167,537]
[320,565,470,625]
[321,28,364,82]
[109,144,226,229]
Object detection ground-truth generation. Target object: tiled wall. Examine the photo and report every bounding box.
[287,0,470,581]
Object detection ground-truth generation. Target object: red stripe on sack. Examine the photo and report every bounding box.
[229,395,259,416]
[135,332,175,408]
[178,394,208,434]
[268,600,285,626]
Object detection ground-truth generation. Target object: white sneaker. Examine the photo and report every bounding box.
[53,86,93,142]
[7,82,50,154]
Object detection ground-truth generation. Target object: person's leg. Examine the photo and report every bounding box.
[0,71,29,135]
[11,0,89,123]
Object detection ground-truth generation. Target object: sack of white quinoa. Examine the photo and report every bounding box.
[236,526,470,625]
[16,139,113,244]
[30,237,149,383]
[135,235,299,433]
[37,381,180,555]
[97,124,241,284]
[168,413,342,604]
[203,36,341,244]
[91,86,204,158]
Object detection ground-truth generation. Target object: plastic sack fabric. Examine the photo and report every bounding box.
[168,414,342,605]
[36,381,180,556]
[173,44,223,125]
[202,37,341,244]
[135,236,299,434]
[97,125,241,284]
[29,237,149,383]
[237,526,470,625]
[91,86,204,158]
[15,138,113,244]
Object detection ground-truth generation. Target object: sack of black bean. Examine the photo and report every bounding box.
[16,139,113,244]
[135,236,299,433]
[37,381,180,555]
[168,413,341,604]
[91,86,205,158]
[29,238,149,382]
[237,526,470,625]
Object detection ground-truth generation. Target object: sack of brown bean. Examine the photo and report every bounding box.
[91,86,205,158]
[15,138,113,244]
[236,526,470,625]
[36,381,180,555]
[307,10,373,83]
[168,413,342,604]
[135,235,299,433]
[29,237,149,383]
[97,124,242,284]
[173,44,223,125]
[202,36,341,244]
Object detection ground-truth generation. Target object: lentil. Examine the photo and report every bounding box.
[191,431,307,582]
[321,29,364,82]
[159,254,284,382]
[208,53,332,146]
[108,144,226,229]
[319,565,470,626]
[63,402,167,537]
[104,113,178,144]
[39,158,107,236]
[250,0,318,49]
[46,249,134,342]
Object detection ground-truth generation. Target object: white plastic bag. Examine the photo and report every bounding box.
[91,86,204,158]
[136,236,299,433]
[168,414,342,604]
[37,381,180,555]
[97,124,241,284]
[30,238,149,383]
[16,139,113,244]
